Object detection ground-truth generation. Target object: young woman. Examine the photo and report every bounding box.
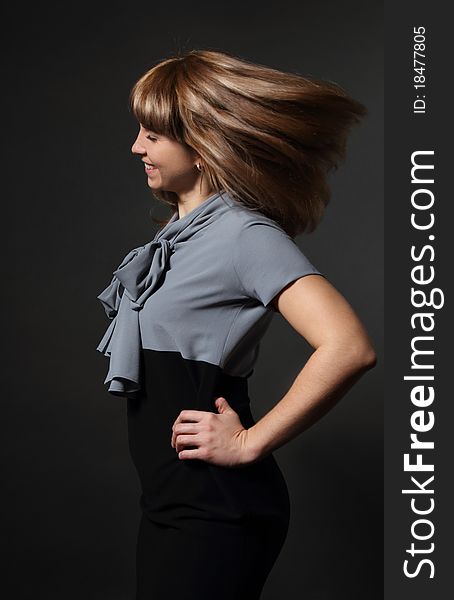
[96,49,377,600]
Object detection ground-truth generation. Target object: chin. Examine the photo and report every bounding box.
[147,179,161,189]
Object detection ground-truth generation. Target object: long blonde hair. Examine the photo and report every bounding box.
[129,49,367,237]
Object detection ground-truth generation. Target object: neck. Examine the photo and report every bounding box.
[177,189,218,219]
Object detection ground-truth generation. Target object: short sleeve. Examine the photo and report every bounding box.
[232,220,324,308]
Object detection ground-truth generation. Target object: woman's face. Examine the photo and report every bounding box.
[131,124,200,194]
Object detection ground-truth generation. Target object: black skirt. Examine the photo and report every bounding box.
[127,348,290,599]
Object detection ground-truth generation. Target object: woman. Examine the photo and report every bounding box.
[96,49,377,599]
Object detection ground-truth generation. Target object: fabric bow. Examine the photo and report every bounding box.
[96,189,228,399]
[96,238,174,398]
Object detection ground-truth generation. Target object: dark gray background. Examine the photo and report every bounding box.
[2,1,383,598]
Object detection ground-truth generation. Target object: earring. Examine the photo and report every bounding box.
[196,163,203,172]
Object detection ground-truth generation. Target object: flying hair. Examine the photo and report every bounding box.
[129,49,367,237]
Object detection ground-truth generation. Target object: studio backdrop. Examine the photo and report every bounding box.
[2,1,383,599]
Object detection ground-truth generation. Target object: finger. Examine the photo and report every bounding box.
[178,448,204,460]
[171,411,200,445]
[175,433,201,452]
[174,423,203,435]
[171,422,202,448]
[177,409,208,422]
[171,415,186,448]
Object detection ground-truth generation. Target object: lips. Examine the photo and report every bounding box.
[144,163,157,176]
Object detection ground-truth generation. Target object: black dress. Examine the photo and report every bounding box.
[96,190,324,599]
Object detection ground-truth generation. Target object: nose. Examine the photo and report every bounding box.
[131,133,145,155]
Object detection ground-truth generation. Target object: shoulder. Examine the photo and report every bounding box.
[219,195,290,241]
[223,204,299,258]
[217,198,322,308]
[218,196,316,272]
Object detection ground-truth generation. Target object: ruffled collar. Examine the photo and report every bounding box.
[96,189,232,398]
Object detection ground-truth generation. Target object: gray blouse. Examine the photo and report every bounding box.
[96,189,324,398]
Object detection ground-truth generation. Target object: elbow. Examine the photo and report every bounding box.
[353,344,378,371]
[335,340,377,372]
[318,337,378,371]
[361,349,378,370]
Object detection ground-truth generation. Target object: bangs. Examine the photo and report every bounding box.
[129,67,185,141]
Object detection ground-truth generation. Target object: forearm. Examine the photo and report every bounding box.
[245,343,376,463]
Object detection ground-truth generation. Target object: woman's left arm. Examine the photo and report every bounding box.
[244,274,378,464]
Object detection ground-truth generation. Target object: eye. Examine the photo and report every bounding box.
[146,135,158,142]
